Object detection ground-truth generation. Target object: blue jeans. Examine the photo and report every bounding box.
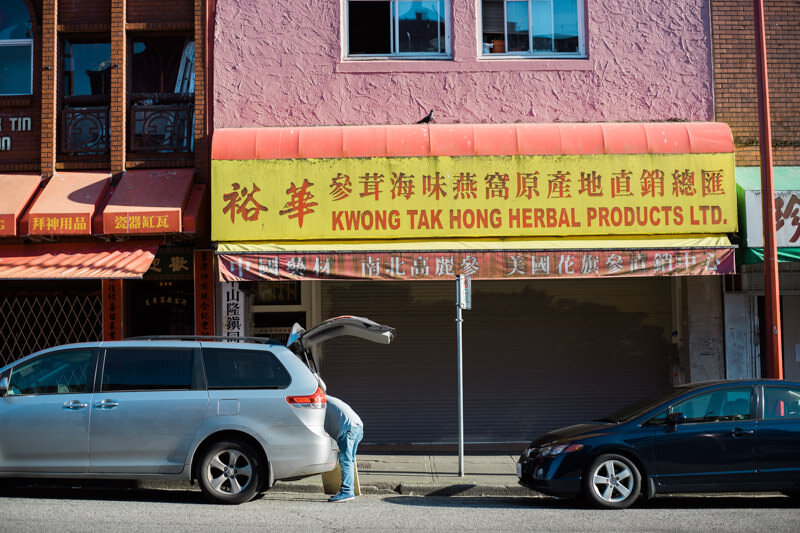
[336,424,363,495]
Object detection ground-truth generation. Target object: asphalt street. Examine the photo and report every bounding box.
[0,486,798,533]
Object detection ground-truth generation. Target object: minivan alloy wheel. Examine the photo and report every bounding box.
[198,440,263,504]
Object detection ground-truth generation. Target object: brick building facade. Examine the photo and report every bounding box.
[711,0,800,380]
[711,0,800,166]
[0,0,211,365]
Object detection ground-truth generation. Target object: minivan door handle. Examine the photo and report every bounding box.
[731,428,755,437]
[94,399,119,409]
[63,400,88,410]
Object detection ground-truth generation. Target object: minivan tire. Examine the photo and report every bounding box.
[198,440,263,504]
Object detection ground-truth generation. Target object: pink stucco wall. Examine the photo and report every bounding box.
[213,0,713,128]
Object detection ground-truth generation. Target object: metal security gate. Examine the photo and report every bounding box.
[319,278,673,447]
[0,285,102,366]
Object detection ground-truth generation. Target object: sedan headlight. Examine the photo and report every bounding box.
[537,443,584,457]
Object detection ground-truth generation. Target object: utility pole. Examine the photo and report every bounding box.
[752,0,783,379]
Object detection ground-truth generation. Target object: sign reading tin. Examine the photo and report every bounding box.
[212,153,737,241]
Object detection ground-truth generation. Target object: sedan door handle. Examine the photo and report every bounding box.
[63,400,88,410]
[731,428,755,437]
[94,399,119,409]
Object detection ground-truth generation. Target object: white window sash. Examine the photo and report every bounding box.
[481,0,585,58]
[346,0,451,59]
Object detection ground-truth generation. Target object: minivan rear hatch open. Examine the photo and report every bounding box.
[286,315,395,375]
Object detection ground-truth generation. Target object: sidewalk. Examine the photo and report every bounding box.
[273,454,534,497]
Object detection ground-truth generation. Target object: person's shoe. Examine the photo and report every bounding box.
[328,491,355,503]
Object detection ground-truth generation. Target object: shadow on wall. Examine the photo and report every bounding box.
[318,279,674,446]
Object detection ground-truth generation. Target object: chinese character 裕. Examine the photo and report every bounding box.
[223,182,269,223]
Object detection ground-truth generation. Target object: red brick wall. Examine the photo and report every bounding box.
[711,0,800,166]
[59,0,111,26]
[127,0,193,24]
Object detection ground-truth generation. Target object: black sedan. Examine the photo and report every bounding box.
[517,379,800,508]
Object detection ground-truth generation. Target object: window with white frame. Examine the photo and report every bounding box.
[0,0,33,95]
[481,0,583,57]
[346,1,450,58]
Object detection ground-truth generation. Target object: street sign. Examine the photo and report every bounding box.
[457,275,472,310]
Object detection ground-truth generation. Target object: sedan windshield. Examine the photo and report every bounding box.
[595,386,690,423]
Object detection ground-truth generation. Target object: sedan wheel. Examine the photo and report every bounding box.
[584,454,641,509]
[198,440,262,504]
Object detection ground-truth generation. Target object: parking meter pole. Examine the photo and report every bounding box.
[456,301,465,477]
[455,275,466,477]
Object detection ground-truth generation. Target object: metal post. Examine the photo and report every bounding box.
[753,0,783,379]
[456,291,465,477]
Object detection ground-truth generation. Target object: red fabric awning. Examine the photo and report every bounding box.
[0,241,159,279]
[0,174,41,237]
[102,169,194,234]
[23,172,110,236]
[212,122,735,160]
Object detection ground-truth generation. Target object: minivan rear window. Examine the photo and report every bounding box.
[203,348,291,389]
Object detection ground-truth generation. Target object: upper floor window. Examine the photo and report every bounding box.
[60,37,111,155]
[481,0,583,57]
[346,1,450,58]
[0,0,33,95]
[130,36,195,153]
[63,39,111,99]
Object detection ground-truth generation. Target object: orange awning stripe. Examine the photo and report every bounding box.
[0,241,160,279]
[212,122,735,161]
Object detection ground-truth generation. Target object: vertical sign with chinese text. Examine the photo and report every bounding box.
[221,282,245,337]
[102,279,123,340]
[194,250,215,336]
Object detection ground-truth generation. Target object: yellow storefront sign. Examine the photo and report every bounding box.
[212,153,737,241]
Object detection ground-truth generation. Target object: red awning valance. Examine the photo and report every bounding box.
[216,236,735,282]
[0,241,160,279]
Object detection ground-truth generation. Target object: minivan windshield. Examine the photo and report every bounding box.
[595,386,690,423]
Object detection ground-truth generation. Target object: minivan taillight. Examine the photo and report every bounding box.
[286,386,326,408]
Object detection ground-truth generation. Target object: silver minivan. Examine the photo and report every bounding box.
[0,316,395,504]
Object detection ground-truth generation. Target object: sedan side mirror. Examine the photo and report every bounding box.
[667,412,687,428]
[0,376,8,397]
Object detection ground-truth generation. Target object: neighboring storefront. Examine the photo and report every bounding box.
[210,121,739,447]
[0,0,212,366]
[0,169,210,364]
[725,167,800,381]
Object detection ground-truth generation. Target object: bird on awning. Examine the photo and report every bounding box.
[416,110,434,124]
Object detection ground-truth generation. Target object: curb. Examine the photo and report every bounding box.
[272,481,534,497]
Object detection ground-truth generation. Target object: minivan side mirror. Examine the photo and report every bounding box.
[0,376,8,397]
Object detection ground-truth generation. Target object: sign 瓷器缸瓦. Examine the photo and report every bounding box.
[211,153,737,242]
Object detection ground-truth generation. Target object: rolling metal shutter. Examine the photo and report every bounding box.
[319,278,673,446]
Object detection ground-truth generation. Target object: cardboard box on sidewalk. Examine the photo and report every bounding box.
[321,460,360,495]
